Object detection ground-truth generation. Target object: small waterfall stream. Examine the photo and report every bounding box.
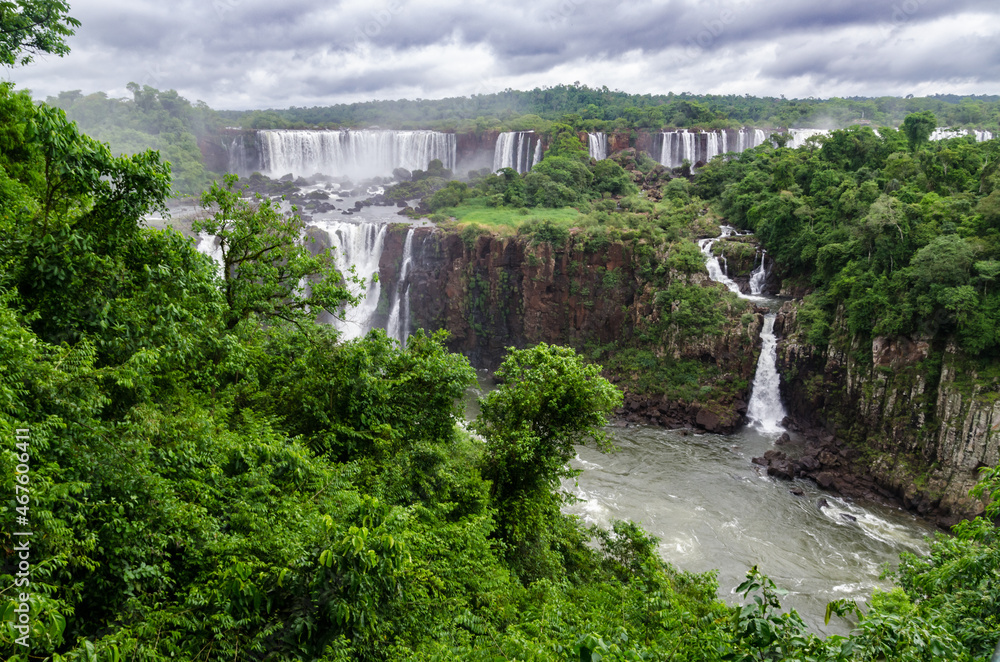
[587,132,607,160]
[385,229,414,347]
[699,226,785,432]
[748,251,767,295]
[746,314,787,433]
[697,228,744,296]
[312,221,387,340]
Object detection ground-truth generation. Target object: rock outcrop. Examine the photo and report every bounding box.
[775,301,1000,525]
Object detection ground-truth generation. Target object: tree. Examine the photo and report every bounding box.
[194,174,358,331]
[901,110,936,152]
[909,234,973,289]
[0,0,80,66]
[472,343,622,578]
[1,88,174,346]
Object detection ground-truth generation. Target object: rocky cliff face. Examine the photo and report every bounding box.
[455,131,499,176]
[379,227,763,433]
[775,302,999,524]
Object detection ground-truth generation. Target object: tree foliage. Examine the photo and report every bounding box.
[0,0,79,66]
[194,173,354,331]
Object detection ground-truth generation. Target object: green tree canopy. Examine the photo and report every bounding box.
[0,0,79,66]
[901,110,937,152]
[194,173,356,331]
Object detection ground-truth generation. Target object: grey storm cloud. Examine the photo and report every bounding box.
[6,0,1000,109]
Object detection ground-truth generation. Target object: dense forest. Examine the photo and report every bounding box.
[3,3,1000,660]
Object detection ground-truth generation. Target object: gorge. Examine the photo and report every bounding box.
[184,122,1000,637]
[203,125,1000,534]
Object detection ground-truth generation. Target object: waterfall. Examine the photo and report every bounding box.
[312,221,387,340]
[660,129,769,169]
[746,314,787,433]
[785,128,830,149]
[660,130,699,168]
[704,130,726,164]
[494,131,540,173]
[195,216,419,344]
[196,233,224,278]
[697,227,743,295]
[749,251,767,295]
[700,226,786,433]
[587,132,608,160]
[736,128,767,153]
[385,229,414,347]
[929,127,994,142]
[224,134,251,176]
[255,129,456,179]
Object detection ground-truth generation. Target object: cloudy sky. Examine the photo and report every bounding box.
[6,0,1000,109]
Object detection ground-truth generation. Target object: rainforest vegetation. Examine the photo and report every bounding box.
[3,4,1000,660]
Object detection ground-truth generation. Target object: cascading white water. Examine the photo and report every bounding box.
[929,127,994,142]
[660,129,770,169]
[493,131,540,173]
[312,221,387,340]
[746,314,787,433]
[587,132,608,160]
[704,129,726,164]
[385,229,414,347]
[700,226,785,433]
[660,130,699,168]
[736,128,768,153]
[785,128,830,149]
[256,129,456,179]
[224,134,251,177]
[697,227,743,296]
[749,251,767,295]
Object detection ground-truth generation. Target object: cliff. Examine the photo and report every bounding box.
[773,301,1000,525]
[375,225,763,433]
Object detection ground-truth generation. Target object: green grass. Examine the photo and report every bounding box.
[440,196,583,234]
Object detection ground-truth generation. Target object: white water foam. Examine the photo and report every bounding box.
[587,132,608,160]
[385,228,414,347]
[257,129,456,179]
[312,221,387,340]
[745,314,787,433]
[494,131,541,173]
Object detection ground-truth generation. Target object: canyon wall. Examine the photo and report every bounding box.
[375,226,763,433]
[775,302,1000,524]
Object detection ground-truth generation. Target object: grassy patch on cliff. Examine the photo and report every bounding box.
[437,196,583,233]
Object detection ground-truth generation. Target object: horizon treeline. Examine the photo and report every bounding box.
[42,82,1000,195]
